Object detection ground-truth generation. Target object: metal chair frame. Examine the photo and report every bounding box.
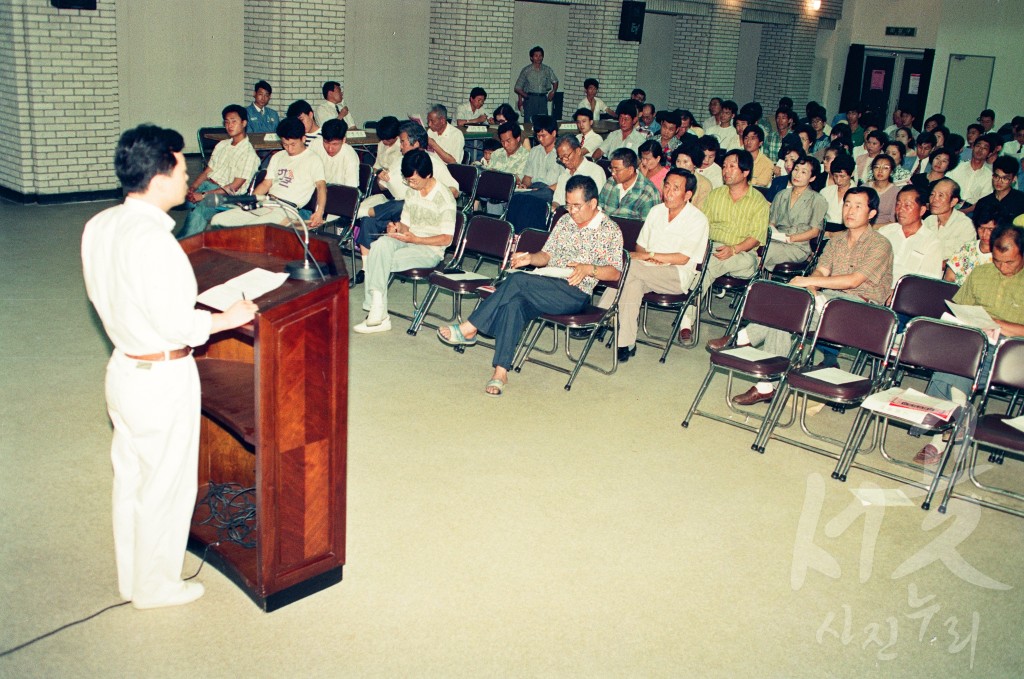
[473,170,516,220]
[316,184,362,280]
[447,163,480,215]
[386,213,467,322]
[703,228,773,327]
[635,240,714,360]
[766,233,828,283]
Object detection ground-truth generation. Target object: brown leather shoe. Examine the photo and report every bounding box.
[678,328,692,343]
[732,386,775,406]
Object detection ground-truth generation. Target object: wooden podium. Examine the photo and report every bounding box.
[179,225,348,611]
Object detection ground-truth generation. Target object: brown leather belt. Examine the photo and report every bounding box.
[125,347,192,361]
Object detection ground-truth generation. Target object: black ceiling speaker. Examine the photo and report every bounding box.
[618,1,645,43]
[51,0,98,9]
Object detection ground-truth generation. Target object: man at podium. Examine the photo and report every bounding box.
[81,125,258,610]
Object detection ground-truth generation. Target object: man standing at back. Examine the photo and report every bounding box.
[82,125,257,609]
[514,46,559,122]
[246,80,280,134]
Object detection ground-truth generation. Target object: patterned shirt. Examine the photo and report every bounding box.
[543,210,623,296]
[954,263,1024,325]
[487,144,529,181]
[206,137,260,191]
[816,227,894,304]
[400,182,458,258]
[597,172,660,220]
[702,185,770,247]
[945,240,992,287]
[515,63,558,95]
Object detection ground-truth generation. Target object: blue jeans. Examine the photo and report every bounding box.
[178,181,230,239]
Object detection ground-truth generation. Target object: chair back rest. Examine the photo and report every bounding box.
[889,274,959,320]
[594,157,612,178]
[463,216,515,261]
[516,228,550,254]
[739,279,815,335]
[475,170,516,205]
[196,127,222,163]
[814,297,899,358]
[247,169,267,195]
[898,317,988,382]
[987,337,1024,392]
[358,163,374,195]
[548,205,569,231]
[447,163,479,199]
[324,184,360,223]
[449,211,467,256]
[611,217,644,252]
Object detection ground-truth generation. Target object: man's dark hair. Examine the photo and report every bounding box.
[377,116,400,141]
[723,149,753,178]
[993,155,1019,176]
[632,88,646,99]
[925,113,946,128]
[532,114,558,135]
[615,100,639,118]
[497,121,521,139]
[321,118,348,141]
[743,125,765,144]
[972,201,1004,228]
[401,149,434,179]
[775,107,794,122]
[399,120,428,148]
[666,167,697,193]
[671,138,703,169]
[980,108,996,121]
[897,184,927,208]
[573,107,594,122]
[846,186,880,222]
[698,135,720,154]
[565,175,599,203]
[276,117,305,140]
[829,151,856,176]
[866,129,888,146]
[992,221,1024,255]
[254,80,272,95]
[846,102,863,114]
[677,109,694,124]
[222,104,248,122]
[739,101,762,123]
[529,45,544,58]
[322,81,340,99]
[946,134,966,156]
[979,132,1003,152]
[482,139,501,153]
[470,86,487,99]
[610,147,639,169]
[114,124,184,193]
[808,105,827,123]
[584,78,599,90]
[779,96,794,110]
[655,110,681,127]
[916,131,937,147]
[966,123,984,136]
[721,100,738,114]
[638,139,663,160]
[287,100,313,118]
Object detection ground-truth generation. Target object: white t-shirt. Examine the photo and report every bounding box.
[267,147,326,207]
[317,142,360,187]
[428,124,466,164]
[877,222,944,282]
[637,201,710,288]
[922,210,977,260]
[455,102,486,124]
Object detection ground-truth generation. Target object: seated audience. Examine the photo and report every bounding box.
[742,125,774,187]
[764,156,827,270]
[922,178,976,260]
[211,117,325,229]
[703,97,722,132]
[287,100,322,147]
[877,185,944,282]
[597,148,661,220]
[706,99,740,151]
[854,130,887,185]
[573,108,603,156]
[314,81,355,129]
[907,131,936,174]
[846,103,866,147]
[820,151,856,224]
[671,140,712,209]
[945,202,1000,286]
[910,146,953,197]
[655,110,681,157]
[809,106,830,156]
[551,135,606,208]
[354,149,457,335]
[696,135,723,188]
[373,116,402,171]
[456,87,488,126]
[180,104,259,239]
[246,80,280,134]
[960,123,984,163]
[578,78,614,118]
[764,145,802,203]
[947,133,997,212]
[436,176,623,397]
[764,107,798,164]
[318,119,359,188]
[893,126,916,156]
[868,155,899,224]
[883,140,911,184]
[639,103,659,137]
[505,115,560,232]
[426,104,465,165]
[975,155,1024,220]
[486,121,530,183]
[597,169,709,359]
[637,140,669,190]
[593,100,647,160]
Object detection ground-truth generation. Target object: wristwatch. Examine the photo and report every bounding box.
[591,264,598,278]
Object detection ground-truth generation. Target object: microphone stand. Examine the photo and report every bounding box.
[261,198,327,281]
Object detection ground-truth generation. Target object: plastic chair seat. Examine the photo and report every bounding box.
[643,291,690,305]
[974,415,1024,452]
[709,351,791,379]
[786,371,874,402]
[713,274,752,289]
[428,271,493,294]
[772,260,808,275]
[540,305,606,327]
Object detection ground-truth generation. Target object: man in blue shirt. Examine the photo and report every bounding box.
[245,80,280,134]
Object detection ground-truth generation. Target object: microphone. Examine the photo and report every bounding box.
[204,193,260,207]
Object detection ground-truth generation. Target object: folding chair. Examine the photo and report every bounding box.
[682,279,815,436]
[319,184,361,278]
[196,126,222,165]
[447,163,479,214]
[889,274,959,321]
[407,216,514,336]
[547,205,569,231]
[476,228,550,303]
[704,229,773,325]
[511,250,632,391]
[636,240,715,360]
[473,170,516,219]
[386,212,466,322]
[939,338,1024,516]
[767,234,827,283]
[357,163,375,199]
[831,317,989,511]
[610,216,644,252]
[751,297,899,455]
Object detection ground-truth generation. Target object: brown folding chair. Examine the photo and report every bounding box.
[196,126,222,165]
[704,229,773,326]
[610,216,644,252]
[319,184,361,279]
[511,250,632,391]
[636,240,714,360]
[407,216,514,337]
[547,205,569,231]
[889,274,959,321]
[751,297,899,456]
[682,279,815,437]
[447,163,479,214]
[939,337,1024,516]
[831,317,989,511]
[387,212,466,321]
[473,170,516,219]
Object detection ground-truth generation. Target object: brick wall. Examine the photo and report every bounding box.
[426,0,515,118]
[243,0,346,117]
[0,1,120,198]
[753,13,819,116]
[563,0,641,116]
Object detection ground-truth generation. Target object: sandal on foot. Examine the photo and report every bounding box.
[913,444,942,465]
[484,379,505,397]
[437,324,477,347]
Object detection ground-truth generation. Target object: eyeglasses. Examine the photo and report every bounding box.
[993,173,1014,182]
[564,202,588,212]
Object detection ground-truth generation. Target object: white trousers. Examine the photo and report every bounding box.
[105,351,201,605]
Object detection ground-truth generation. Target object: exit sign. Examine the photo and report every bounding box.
[885,26,917,37]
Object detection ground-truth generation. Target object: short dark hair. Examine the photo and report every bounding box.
[529,45,544,57]
[866,129,888,146]
[979,132,1003,151]
[972,200,1004,228]
[775,107,794,121]
[992,222,1024,255]
[638,139,663,160]
[532,115,558,135]
[916,131,937,147]
[492,103,519,124]
[632,88,646,99]
[286,100,313,118]
[377,116,400,141]
[830,151,856,176]
[254,80,272,95]
[401,149,433,179]
[321,118,348,141]
[497,121,521,139]
[565,174,599,203]
[222,104,248,122]
[846,186,879,222]
[671,138,703,168]
[897,184,927,208]
[980,109,996,120]
[884,140,906,162]
[743,125,765,143]
[723,149,753,178]
[470,86,487,99]
[871,154,895,173]
[610,147,639,169]
[930,147,954,169]
[993,155,1019,176]
[677,109,694,124]
[399,120,428,148]
[665,167,697,193]
[322,81,340,99]
[584,78,599,90]
[114,124,184,193]
[721,100,738,114]
[966,123,984,135]
[655,110,681,127]
[794,156,820,179]
[698,135,720,153]
[615,100,639,118]
[779,96,794,109]
[276,117,305,140]
[740,101,763,123]
[573,107,594,122]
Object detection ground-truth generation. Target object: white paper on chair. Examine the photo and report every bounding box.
[197,268,289,311]
[720,346,779,361]
[526,266,573,279]
[802,367,864,384]
[442,272,491,281]
[860,386,958,425]
[1003,415,1024,434]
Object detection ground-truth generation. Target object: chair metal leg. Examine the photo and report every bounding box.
[832,410,874,482]
[407,285,441,335]
[752,382,791,453]
[682,366,717,428]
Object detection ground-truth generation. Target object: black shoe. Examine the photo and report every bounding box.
[570,327,606,342]
[814,357,839,369]
[617,345,636,363]
[351,270,365,285]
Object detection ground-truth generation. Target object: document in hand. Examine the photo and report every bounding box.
[943,301,1000,343]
